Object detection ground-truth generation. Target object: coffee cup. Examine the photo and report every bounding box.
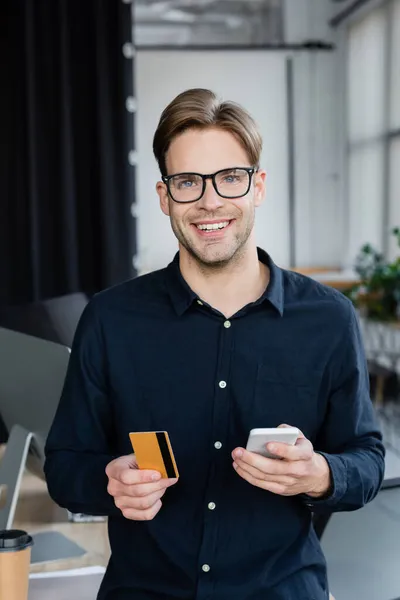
[0,529,33,600]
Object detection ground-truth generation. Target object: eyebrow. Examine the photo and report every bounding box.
[167,167,251,177]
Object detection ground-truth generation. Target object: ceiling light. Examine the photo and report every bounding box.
[162,9,196,23]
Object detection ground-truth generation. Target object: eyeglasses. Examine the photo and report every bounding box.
[162,167,257,204]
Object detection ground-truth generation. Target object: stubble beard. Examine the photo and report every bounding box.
[170,207,255,272]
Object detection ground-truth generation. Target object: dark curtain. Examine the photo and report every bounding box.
[0,0,137,442]
[0,0,137,306]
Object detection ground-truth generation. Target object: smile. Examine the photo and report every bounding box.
[196,221,230,231]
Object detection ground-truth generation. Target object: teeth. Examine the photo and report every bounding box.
[197,221,229,231]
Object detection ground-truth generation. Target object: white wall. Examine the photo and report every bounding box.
[135,50,290,273]
[134,0,346,272]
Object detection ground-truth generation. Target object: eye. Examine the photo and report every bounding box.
[223,174,239,184]
[179,180,194,189]
[172,175,201,190]
[219,169,246,185]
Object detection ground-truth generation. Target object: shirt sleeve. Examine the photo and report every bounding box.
[301,302,385,513]
[44,297,121,516]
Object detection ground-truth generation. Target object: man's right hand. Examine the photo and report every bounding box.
[106,454,178,521]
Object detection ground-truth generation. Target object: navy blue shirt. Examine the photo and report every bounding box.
[45,249,385,600]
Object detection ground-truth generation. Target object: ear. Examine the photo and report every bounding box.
[253,169,266,208]
[156,181,170,216]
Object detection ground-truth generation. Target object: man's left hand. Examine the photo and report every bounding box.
[232,425,331,498]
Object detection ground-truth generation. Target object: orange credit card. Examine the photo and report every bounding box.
[129,431,179,479]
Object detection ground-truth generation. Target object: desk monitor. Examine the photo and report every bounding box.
[0,326,70,479]
[0,327,86,563]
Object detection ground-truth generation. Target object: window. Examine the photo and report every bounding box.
[347,7,386,142]
[346,0,400,263]
[348,144,385,261]
[390,0,400,129]
[389,138,400,259]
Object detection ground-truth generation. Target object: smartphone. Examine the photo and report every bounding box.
[129,431,179,479]
[246,427,300,459]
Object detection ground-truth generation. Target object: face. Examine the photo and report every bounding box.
[156,127,266,268]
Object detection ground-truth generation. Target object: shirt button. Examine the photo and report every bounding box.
[219,380,227,389]
[214,441,222,449]
[208,502,216,510]
[197,299,203,305]
[202,564,211,572]
[224,320,231,328]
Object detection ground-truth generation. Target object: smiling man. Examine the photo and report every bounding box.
[45,88,385,600]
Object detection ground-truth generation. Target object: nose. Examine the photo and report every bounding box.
[197,178,224,211]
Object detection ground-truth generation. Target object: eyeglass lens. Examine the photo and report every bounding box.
[168,168,251,202]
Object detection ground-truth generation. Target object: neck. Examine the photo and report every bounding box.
[178,241,270,318]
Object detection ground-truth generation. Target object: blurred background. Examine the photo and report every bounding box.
[1,1,400,597]
[2,0,399,293]
[2,0,400,432]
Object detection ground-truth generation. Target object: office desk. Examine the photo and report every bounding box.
[12,466,110,575]
[28,567,105,599]
[291,267,360,292]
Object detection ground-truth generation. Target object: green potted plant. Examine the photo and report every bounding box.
[344,227,400,322]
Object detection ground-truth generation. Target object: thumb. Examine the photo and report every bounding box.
[294,435,314,458]
[278,423,305,439]
[106,453,138,480]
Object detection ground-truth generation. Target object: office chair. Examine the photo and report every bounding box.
[0,292,88,347]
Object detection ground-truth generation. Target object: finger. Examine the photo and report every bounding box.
[233,464,293,496]
[234,452,309,481]
[131,478,178,498]
[266,437,313,461]
[233,448,310,479]
[107,460,162,486]
[119,468,163,486]
[108,477,177,499]
[114,488,166,511]
[232,448,288,476]
[107,475,177,498]
[233,461,294,487]
[121,499,163,521]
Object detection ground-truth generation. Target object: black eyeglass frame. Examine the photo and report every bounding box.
[161,166,257,204]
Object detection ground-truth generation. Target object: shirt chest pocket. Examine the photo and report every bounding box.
[251,363,322,442]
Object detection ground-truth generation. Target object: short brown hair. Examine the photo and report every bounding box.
[153,88,262,175]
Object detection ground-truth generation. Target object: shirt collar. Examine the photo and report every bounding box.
[165,248,284,317]
[165,253,198,316]
[256,248,284,316]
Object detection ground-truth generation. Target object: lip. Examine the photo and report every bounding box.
[191,219,235,238]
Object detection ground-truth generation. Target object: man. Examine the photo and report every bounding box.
[45,88,385,600]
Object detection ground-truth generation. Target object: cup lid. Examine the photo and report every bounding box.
[0,530,33,552]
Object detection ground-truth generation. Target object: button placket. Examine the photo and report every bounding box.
[197,315,233,595]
